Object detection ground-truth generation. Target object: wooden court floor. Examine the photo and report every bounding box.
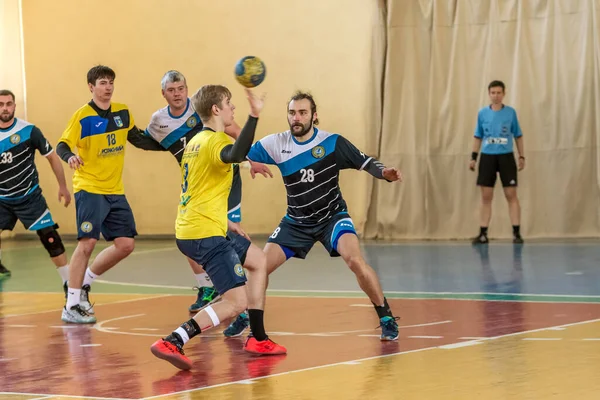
[0,240,599,399]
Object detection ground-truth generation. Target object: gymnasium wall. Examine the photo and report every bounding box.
[6,0,600,240]
[18,0,383,236]
[0,0,26,238]
[365,0,600,240]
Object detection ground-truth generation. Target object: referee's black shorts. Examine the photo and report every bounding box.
[477,152,518,188]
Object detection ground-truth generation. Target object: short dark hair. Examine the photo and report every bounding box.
[288,91,319,125]
[87,65,116,86]
[0,90,15,101]
[488,80,505,92]
[191,85,232,123]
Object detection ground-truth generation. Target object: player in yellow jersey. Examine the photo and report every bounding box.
[56,65,165,324]
[150,85,286,370]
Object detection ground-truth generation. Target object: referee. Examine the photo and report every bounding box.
[469,80,525,244]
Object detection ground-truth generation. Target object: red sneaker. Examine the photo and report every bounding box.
[243,337,287,355]
[150,339,192,370]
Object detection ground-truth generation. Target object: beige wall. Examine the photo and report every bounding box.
[20,0,381,236]
[0,0,26,238]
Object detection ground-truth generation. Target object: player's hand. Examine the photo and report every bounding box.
[469,160,476,171]
[248,160,273,179]
[383,167,402,182]
[518,157,525,171]
[58,185,71,207]
[68,155,84,170]
[246,89,265,118]
[228,221,250,241]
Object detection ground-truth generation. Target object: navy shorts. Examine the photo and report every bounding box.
[75,190,137,241]
[267,212,357,259]
[176,232,251,295]
[0,189,56,231]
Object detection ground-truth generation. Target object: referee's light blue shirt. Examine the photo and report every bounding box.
[474,105,522,155]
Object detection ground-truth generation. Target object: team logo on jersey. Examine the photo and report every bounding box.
[311,145,325,159]
[186,116,198,128]
[234,263,245,277]
[113,116,124,128]
[80,221,93,233]
[9,134,20,144]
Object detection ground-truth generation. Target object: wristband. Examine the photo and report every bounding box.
[471,152,478,161]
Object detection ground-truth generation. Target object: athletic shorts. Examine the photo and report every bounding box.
[267,212,357,259]
[75,190,137,241]
[0,189,56,231]
[477,152,518,188]
[176,232,251,295]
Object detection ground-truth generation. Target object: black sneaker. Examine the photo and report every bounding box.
[513,235,524,244]
[472,234,489,245]
[0,262,11,277]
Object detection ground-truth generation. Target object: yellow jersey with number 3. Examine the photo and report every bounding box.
[59,101,134,195]
[176,129,233,239]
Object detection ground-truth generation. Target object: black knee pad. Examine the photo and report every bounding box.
[36,224,65,258]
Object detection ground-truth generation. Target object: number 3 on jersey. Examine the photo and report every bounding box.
[182,163,189,193]
[300,168,314,183]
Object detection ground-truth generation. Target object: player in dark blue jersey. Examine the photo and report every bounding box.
[0,90,72,290]
[223,91,403,340]
[145,71,272,312]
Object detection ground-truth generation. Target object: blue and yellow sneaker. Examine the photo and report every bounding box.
[223,312,250,337]
[379,316,400,341]
[188,286,219,313]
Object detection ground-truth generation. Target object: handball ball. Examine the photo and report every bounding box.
[234,56,266,88]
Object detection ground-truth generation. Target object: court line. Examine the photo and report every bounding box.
[142,317,600,399]
[93,315,451,339]
[0,294,172,319]
[92,279,600,302]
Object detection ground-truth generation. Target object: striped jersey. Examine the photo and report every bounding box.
[247,128,373,225]
[0,119,53,202]
[144,99,201,163]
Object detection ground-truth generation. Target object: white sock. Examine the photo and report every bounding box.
[57,265,69,283]
[83,267,98,287]
[195,273,213,288]
[66,288,81,309]
[174,327,190,344]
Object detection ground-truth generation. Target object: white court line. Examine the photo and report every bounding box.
[95,319,452,339]
[0,294,172,319]
[582,338,600,341]
[89,280,600,303]
[408,335,443,339]
[143,317,600,400]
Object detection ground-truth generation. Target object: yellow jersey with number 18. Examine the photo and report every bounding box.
[59,101,133,195]
[176,129,233,240]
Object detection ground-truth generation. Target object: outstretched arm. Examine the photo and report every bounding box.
[127,126,167,151]
[335,135,402,182]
